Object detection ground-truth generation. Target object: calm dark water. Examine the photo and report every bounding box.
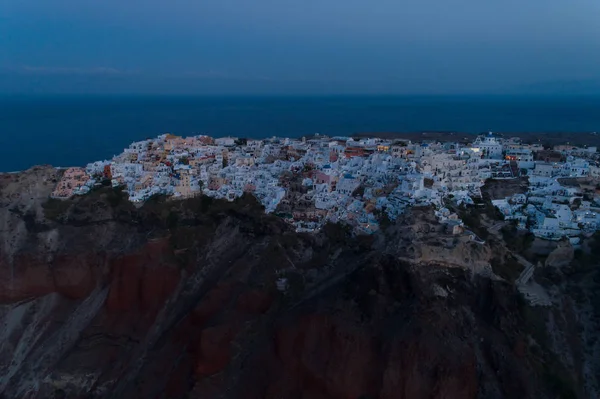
[1,95,599,172]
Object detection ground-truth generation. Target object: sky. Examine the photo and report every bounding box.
[1,0,600,95]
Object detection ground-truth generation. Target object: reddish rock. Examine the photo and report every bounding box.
[166,366,197,399]
[139,263,180,312]
[52,253,102,299]
[195,324,236,376]
[0,251,103,303]
[237,289,273,314]
[270,310,482,399]
[380,336,478,399]
[514,336,527,358]
[274,314,379,399]
[192,282,235,326]
[106,240,180,313]
[106,254,144,312]
[0,254,55,303]
[189,375,224,399]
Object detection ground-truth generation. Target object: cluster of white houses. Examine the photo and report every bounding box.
[51,132,600,240]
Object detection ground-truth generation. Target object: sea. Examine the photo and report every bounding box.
[1,95,600,172]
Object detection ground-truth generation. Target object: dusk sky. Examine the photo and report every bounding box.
[1,0,599,94]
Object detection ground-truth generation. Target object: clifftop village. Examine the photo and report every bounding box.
[52,132,600,242]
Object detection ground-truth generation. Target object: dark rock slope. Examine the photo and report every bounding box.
[0,166,597,399]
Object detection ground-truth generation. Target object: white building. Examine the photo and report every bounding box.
[505,149,534,169]
[336,175,361,196]
[471,133,503,159]
[532,162,560,178]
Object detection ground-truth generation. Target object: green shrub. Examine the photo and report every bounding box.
[42,198,71,221]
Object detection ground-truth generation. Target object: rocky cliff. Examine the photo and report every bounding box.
[0,166,598,399]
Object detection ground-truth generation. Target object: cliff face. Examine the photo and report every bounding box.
[0,167,597,399]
